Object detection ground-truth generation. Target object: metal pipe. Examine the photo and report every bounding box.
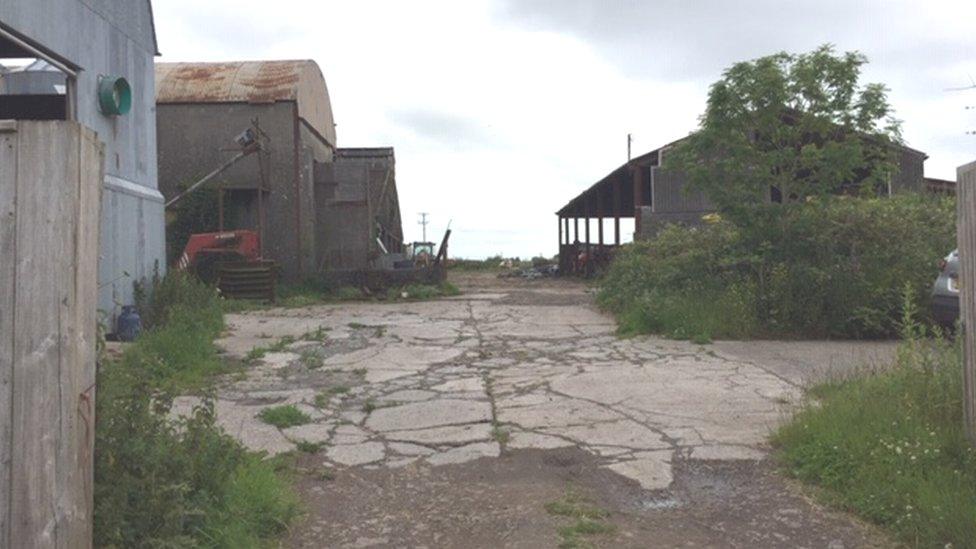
[292,105,304,276]
[165,149,251,209]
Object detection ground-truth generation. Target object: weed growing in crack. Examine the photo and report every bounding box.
[352,368,367,378]
[302,326,331,341]
[316,467,336,481]
[295,440,324,454]
[362,399,377,413]
[245,347,267,363]
[347,322,368,330]
[313,393,330,408]
[268,336,295,352]
[299,348,324,370]
[258,405,311,428]
[491,424,510,445]
[545,490,615,548]
[244,335,297,364]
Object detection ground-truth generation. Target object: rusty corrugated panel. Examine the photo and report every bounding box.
[155,60,336,146]
[155,60,304,103]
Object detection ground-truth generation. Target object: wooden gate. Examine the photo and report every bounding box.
[957,160,976,447]
[1,120,103,548]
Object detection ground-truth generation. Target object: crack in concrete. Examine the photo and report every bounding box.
[194,279,834,487]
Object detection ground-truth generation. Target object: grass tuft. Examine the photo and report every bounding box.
[258,405,312,429]
[491,424,510,445]
[295,440,324,454]
[545,490,614,548]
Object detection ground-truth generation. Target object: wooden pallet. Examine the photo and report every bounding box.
[217,260,277,302]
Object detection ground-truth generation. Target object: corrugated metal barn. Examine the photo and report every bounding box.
[556,137,930,275]
[0,0,166,326]
[155,60,403,281]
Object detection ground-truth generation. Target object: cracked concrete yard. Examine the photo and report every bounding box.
[179,272,898,547]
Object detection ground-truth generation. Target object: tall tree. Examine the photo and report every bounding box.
[670,45,902,227]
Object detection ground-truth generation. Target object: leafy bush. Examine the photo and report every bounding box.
[773,312,976,547]
[95,272,298,547]
[134,269,223,333]
[131,271,226,389]
[598,194,955,339]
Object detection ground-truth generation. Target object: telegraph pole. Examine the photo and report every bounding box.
[418,212,429,242]
[627,133,632,161]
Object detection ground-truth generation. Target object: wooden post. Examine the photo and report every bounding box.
[958,160,976,447]
[597,190,604,246]
[633,166,644,236]
[1,121,103,547]
[584,210,591,246]
[573,217,579,243]
[557,216,563,273]
[613,176,621,245]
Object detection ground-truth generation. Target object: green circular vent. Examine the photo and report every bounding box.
[98,75,131,116]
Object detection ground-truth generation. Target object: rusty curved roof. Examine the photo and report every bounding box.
[155,60,336,146]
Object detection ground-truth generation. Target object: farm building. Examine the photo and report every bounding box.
[556,137,930,275]
[0,0,166,327]
[155,60,404,281]
[315,147,404,271]
[156,60,335,282]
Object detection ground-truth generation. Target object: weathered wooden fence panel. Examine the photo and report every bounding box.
[957,160,976,447]
[0,120,103,548]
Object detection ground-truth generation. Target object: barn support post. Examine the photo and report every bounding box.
[958,160,976,447]
[557,215,563,274]
[584,208,591,248]
[633,166,644,236]
[613,176,621,245]
[597,189,604,246]
[573,216,579,243]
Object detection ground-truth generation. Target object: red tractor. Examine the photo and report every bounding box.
[175,230,260,280]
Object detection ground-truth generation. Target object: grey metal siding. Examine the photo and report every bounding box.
[650,167,711,214]
[1,0,164,324]
[890,148,926,194]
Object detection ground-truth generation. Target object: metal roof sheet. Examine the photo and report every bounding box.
[155,60,337,146]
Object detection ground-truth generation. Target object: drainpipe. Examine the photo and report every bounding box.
[292,103,303,276]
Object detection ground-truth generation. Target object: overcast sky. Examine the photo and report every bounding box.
[153,0,976,259]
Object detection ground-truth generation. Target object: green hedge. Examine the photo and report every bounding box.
[598,194,955,339]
